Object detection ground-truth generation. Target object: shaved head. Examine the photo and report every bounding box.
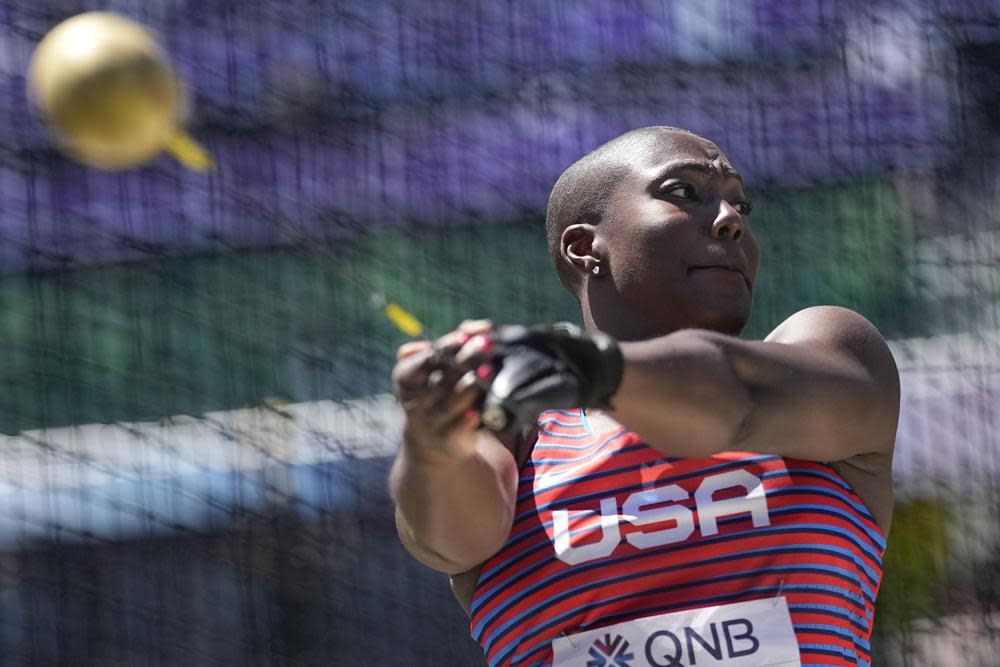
[545,125,757,340]
[546,126,709,295]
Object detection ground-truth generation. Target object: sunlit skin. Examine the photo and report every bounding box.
[565,131,760,339]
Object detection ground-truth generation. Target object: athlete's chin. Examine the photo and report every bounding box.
[690,302,752,335]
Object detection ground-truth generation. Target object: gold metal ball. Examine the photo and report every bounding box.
[27,12,182,170]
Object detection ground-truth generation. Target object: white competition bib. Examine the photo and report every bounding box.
[551,597,801,667]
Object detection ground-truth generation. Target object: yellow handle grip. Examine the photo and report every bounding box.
[165,130,214,172]
[384,301,424,337]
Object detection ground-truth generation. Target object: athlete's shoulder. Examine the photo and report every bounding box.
[765,306,899,395]
[765,305,883,344]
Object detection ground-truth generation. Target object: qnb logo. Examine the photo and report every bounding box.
[552,470,770,565]
[644,618,759,667]
[587,633,634,667]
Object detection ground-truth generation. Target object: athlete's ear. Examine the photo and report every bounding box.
[561,224,602,276]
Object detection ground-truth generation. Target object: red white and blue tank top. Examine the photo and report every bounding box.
[470,409,886,667]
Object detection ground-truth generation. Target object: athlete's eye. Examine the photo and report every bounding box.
[661,183,696,200]
[733,199,753,216]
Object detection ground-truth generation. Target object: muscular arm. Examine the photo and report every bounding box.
[390,428,518,575]
[389,321,529,576]
[609,306,900,462]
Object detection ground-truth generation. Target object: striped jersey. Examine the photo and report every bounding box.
[470,409,886,667]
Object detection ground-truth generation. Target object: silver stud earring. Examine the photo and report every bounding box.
[592,264,601,276]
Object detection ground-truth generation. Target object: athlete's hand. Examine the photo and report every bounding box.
[459,322,624,436]
[392,320,497,459]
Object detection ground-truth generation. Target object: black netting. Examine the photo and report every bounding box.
[0,1,998,665]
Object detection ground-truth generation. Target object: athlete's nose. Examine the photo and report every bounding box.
[711,201,745,241]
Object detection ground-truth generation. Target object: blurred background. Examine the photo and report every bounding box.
[0,0,998,665]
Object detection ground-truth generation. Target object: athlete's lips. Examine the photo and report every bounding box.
[687,264,752,289]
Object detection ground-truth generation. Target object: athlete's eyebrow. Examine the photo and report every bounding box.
[646,160,743,190]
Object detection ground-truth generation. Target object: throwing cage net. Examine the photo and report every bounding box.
[0,1,998,665]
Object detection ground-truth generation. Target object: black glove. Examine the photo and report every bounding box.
[479,322,624,435]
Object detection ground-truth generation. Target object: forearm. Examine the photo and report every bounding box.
[389,427,518,574]
[608,323,893,461]
[610,329,752,458]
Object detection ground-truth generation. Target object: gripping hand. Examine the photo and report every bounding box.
[479,323,624,435]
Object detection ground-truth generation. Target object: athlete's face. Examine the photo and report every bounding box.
[596,132,760,337]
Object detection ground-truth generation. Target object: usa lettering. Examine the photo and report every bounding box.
[552,470,770,565]
[645,618,760,667]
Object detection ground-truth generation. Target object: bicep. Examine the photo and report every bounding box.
[395,505,458,572]
[737,306,900,461]
[394,428,522,574]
